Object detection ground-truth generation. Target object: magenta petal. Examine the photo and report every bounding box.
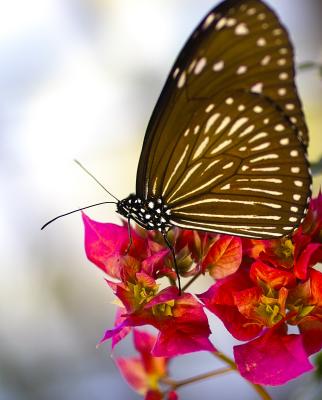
[152,330,215,357]
[142,249,169,276]
[295,242,322,280]
[299,317,322,355]
[82,213,128,278]
[115,357,147,394]
[198,276,261,341]
[144,286,180,308]
[133,329,157,354]
[234,330,313,385]
[99,318,131,346]
[112,308,131,349]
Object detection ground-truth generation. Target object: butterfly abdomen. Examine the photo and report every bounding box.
[117,195,172,231]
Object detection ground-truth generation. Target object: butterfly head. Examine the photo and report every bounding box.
[117,194,172,231]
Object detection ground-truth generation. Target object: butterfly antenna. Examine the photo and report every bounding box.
[41,201,117,230]
[74,159,119,202]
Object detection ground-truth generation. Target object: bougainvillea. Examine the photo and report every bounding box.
[82,194,322,399]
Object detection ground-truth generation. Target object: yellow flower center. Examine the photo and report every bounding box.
[152,300,175,317]
[274,238,294,261]
[128,282,158,309]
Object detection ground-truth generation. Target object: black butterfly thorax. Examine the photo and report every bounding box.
[117,194,172,231]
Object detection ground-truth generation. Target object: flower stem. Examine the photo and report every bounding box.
[212,352,272,400]
[182,271,201,291]
[161,366,233,394]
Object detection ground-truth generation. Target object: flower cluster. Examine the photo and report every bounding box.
[82,194,322,398]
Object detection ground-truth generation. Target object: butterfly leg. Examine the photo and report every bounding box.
[125,217,133,255]
[162,231,182,295]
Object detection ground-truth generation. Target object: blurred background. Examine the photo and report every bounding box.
[1,0,321,399]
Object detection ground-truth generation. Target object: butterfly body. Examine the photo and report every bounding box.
[117,195,172,231]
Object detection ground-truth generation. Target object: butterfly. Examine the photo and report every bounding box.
[43,0,311,292]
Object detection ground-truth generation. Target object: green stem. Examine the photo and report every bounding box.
[212,352,272,400]
[161,366,233,397]
[182,271,201,292]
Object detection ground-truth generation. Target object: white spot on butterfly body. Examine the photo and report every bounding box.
[239,124,255,138]
[227,18,237,27]
[238,104,246,112]
[173,68,180,78]
[215,117,231,135]
[239,146,247,152]
[278,58,287,66]
[188,59,197,73]
[177,72,186,88]
[278,88,287,96]
[261,55,271,65]
[280,138,289,145]
[273,28,283,36]
[251,82,263,93]
[238,188,283,196]
[293,194,301,201]
[251,142,271,151]
[203,13,215,29]
[249,154,279,163]
[216,17,227,30]
[213,60,224,71]
[279,72,289,80]
[184,128,190,137]
[195,57,207,74]
[148,202,154,209]
[290,117,297,124]
[290,150,299,157]
[252,167,280,172]
[257,38,266,46]
[223,161,234,169]
[206,104,215,113]
[205,113,220,133]
[289,217,297,222]
[229,117,249,135]
[248,132,268,143]
[258,13,266,20]
[291,206,298,212]
[286,103,295,110]
[226,97,234,105]
[162,144,190,195]
[221,184,231,190]
[247,8,256,15]
[192,137,209,160]
[253,106,263,113]
[291,167,300,173]
[294,180,303,187]
[211,139,232,154]
[235,23,249,35]
[237,65,247,74]
[274,124,285,132]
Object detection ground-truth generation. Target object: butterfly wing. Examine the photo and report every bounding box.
[160,90,311,238]
[135,0,311,238]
